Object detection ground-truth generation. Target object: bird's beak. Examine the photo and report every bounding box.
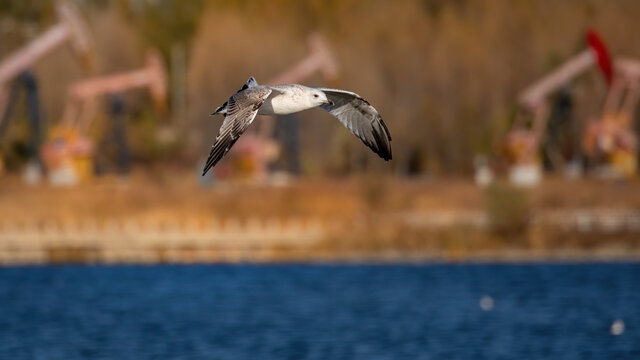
[325,100,334,106]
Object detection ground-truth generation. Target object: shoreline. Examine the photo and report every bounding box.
[1,228,639,265]
[3,253,640,266]
[2,173,640,265]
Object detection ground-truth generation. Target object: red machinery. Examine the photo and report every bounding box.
[503,30,640,185]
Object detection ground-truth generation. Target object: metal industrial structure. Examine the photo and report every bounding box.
[60,50,167,135]
[583,58,640,177]
[0,0,93,178]
[42,50,168,185]
[0,1,168,185]
[0,0,93,119]
[503,30,640,185]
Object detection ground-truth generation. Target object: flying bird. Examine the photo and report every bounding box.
[202,77,392,176]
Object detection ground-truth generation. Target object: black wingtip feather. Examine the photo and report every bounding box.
[371,119,392,161]
[202,161,213,176]
[379,148,392,161]
[379,118,392,141]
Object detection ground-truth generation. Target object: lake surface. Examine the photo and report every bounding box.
[0,263,638,359]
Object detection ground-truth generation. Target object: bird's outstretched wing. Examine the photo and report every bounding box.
[316,87,392,161]
[202,87,272,175]
[211,77,259,116]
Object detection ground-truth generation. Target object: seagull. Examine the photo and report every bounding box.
[202,76,392,175]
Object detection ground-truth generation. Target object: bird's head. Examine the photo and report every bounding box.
[309,89,333,107]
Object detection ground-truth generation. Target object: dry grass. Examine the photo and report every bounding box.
[6,1,640,175]
[2,171,640,222]
[3,171,640,262]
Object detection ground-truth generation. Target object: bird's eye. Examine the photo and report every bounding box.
[314,94,319,98]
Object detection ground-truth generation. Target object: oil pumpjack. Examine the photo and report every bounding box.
[502,30,640,186]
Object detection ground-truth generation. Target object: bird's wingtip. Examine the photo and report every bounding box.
[383,149,392,161]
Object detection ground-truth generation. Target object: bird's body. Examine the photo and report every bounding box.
[202,76,392,176]
[258,84,323,115]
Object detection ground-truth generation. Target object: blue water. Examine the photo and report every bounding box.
[0,264,638,359]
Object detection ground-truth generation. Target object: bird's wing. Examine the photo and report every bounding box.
[316,87,392,161]
[202,87,272,175]
[211,77,260,115]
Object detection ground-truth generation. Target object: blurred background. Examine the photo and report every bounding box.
[1,0,639,358]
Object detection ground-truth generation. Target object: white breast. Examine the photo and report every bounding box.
[257,87,314,115]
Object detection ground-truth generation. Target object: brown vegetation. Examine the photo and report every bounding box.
[3,1,640,175]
